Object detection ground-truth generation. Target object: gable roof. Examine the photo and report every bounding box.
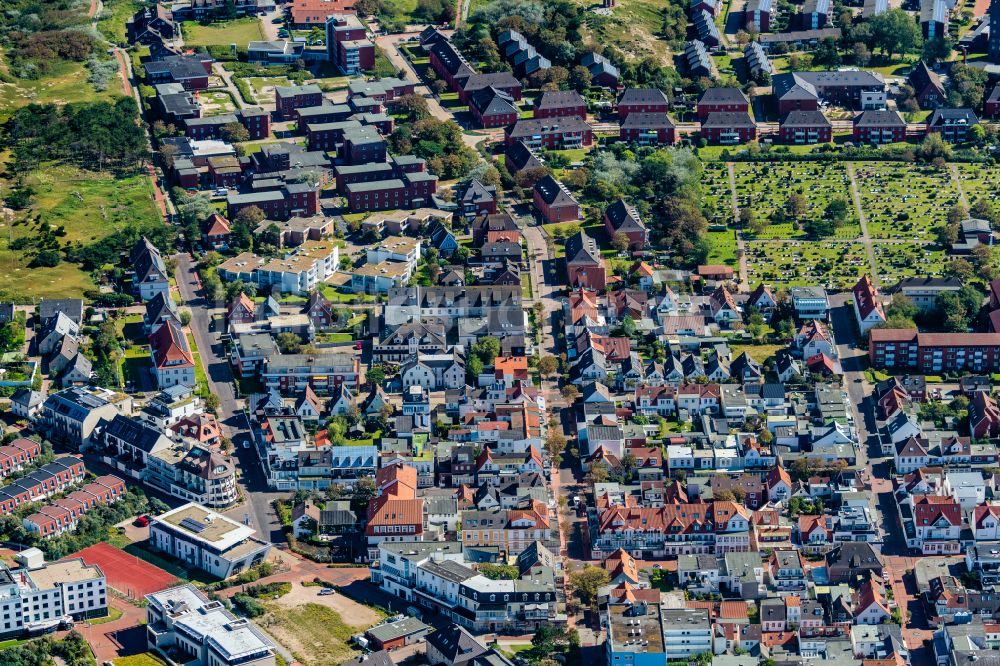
[149,320,194,369]
[564,230,602,266]
[534,174,577,209]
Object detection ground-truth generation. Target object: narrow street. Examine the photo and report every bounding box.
[173,253,284,543]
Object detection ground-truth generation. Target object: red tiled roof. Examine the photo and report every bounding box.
[149,320,194,369]
[913,495,961,526]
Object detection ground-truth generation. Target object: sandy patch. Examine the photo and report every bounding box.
[273,583,383,626]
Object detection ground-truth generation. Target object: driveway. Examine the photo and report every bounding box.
[173,253,284,544]
[373,31,453,123]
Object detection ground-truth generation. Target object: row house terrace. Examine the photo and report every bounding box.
[589,500,751,559]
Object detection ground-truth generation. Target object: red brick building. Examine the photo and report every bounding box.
[701,112,757,145]
[534,90,587,119]
[853,110,906,144]
[565,229,607,290]
[619,112,676,145]
[869,329,1000,373]
[696,87,750,120]
[275,84,324,120]
[779,110,832,144]
[604,199,649,250]
[618,88,670,120]
[534,174,579,224]
[986,86,1000,118]
[326,14,374,74]
[507,116,594,150]
[469,87,519,129]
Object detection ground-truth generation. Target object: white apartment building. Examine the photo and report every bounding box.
[149,503,271,579]
[146,584,276,666]
[0,549,107,639]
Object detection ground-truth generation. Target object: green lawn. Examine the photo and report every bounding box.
[729,343,786,365]
[706,230,739,267]
[120,347,152,389]
[114,653,171,666]
[318,333,353,343]
[245,76,293,104]
[0,164,161,301]
[542,221,584,240]
[955,163,1000,208]
[198,90,237,116]
[701,162,734,225]
[90,606,125,625]
[181,18,265,47]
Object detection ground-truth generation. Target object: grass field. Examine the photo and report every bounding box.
[0,58,125,122]
[706,230,739,268]
[855,162,962,240]
[0,164,161,300]
[262,603,366,665]
[729,343,785,365]
[114,652,171,666]
[733,161,858,239]
[955,163,1000,208]
[181,18,265,47]
[745,240,867,289]
[246,76,293,104]
[568,0,673,66]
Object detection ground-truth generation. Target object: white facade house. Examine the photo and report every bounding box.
[149,503,271,579]
[0,551,107,639]
[146,585,277,666]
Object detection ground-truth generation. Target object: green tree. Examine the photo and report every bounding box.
[472,336,500,365]
[367,365,386,386]
[570,565,610,608]
[868,9,923,59]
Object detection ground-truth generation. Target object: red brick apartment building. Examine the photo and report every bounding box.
[534,90,587,119]
[869,329,1000,373]
[696,87,750,120]
[617,88,670,120]
[275,84,324,120]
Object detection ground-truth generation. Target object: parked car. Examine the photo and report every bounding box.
[134,515,150,527]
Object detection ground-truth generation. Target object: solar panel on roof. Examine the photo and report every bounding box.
[180,517,207,533]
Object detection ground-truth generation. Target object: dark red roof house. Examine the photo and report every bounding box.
[534,174,579,224]
[696,87,750,120]
[534,90,587,119]
[620,112,676,145]
[618,88,670,120]
[701,112,757,145]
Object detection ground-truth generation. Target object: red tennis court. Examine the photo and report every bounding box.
[72,543,178,599]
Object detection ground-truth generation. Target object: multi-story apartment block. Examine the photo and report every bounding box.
[146,584,277,666]
[0,552,107,638]
[146,445,238,508]
[326,14,374,74]
[149,503,271,579]
[870,329,1000,373]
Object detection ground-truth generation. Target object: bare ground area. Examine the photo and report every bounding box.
[272,583,384,626]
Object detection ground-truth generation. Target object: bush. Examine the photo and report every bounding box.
[233,593,266,617]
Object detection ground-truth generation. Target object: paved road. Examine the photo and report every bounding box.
[173,253,285,543]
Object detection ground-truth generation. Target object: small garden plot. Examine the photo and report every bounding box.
[181,18,265,47]
[246,76,292,104]
[732,161,855,239]
[956,163,1000,209]
[197,90,236,115]
[701,162,733,226]
[873,242,947,286]
[855,162,962,240]
[745,240,867,288]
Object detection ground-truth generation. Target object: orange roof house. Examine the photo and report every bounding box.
[290,0,356,26]
[494,356,529,383]
[604,547,640,585]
